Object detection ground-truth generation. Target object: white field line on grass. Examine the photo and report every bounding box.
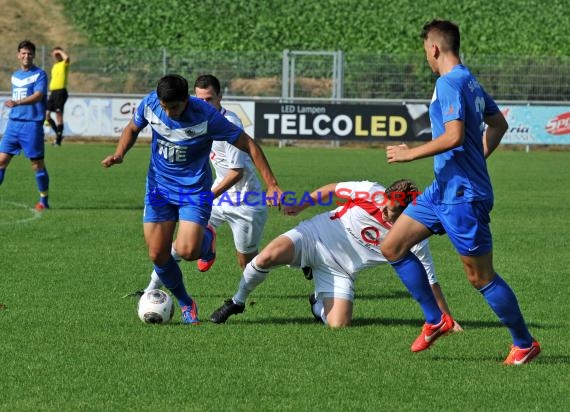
[0,201,43,225]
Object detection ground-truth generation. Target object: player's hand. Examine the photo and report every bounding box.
[101,154,123,168]
[450,321,464,333]
[282,204,306,216]
[265,185,283,209]
[5,100,17,108]
[386,144,411,163]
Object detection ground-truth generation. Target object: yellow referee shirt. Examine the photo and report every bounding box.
[49,60,70,91]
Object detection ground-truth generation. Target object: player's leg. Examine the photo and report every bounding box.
[381,199,455,351]
[209,234,296,324]
[381,212,447,325]
[0,153,13,185]
[227,204,268,269]
[144,203,200,324]
[0,122,22,185]
[22,122,50,210]
[453,200,539,364]
[54,91,67,145]
[172,202,215,271]
[30,158,49,209]
[323,298,353,328]
[310,258,355,327]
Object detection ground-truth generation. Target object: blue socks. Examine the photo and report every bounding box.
[36,169,50,207]
[479,274,533,348]
[153,256,193,307]
[0,168,5,185]
[200,226,214,260]
[35,168,49,192]
[389,251,442,324]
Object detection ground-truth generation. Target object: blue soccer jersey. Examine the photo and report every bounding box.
[9,66,48,122]
[133,92,243,205]
[426,64,500,204]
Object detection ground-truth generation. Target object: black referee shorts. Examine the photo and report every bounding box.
[46,89,69,113]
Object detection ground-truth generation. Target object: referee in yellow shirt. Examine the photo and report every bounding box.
[46,47,70,146]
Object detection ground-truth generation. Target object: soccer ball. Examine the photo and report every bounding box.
[137,289,174,324]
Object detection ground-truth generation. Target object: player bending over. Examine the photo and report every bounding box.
[210,179,462,333]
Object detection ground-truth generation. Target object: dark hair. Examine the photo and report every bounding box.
[156,74,189,102]
[18,40,36,54]
[420,19,460,55]
[385,179,420,209]
[194,74,221,95]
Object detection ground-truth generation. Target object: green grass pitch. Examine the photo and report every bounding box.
[0,143,568,411]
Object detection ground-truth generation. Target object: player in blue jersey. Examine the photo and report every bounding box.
[101,74,282,325]
[380,19,540,365]
[0,40,50,210]
[130,74,269,297]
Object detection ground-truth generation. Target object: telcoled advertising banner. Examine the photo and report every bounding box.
[254,102,432,141]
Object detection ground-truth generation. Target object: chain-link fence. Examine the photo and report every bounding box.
[0,46,568,102]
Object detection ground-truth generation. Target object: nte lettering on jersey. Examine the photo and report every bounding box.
[157,139,188,163]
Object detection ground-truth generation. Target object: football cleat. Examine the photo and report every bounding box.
[197,224,216,272]
[503,340,541,365]
[210,298,245,324]
[309,293,323,323]
[34,202,48,211]
[122,289,145,299]
[411,313,455,352]
[181,300,200,325]
[302,266,313,280]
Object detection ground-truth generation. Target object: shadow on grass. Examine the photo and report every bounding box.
[208,315,547,330]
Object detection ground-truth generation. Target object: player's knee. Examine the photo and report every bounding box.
[380,241,400,261]
[252,249,274,268]
[327,318,351,328]
[148,249,171,265]
[176,247,200,261]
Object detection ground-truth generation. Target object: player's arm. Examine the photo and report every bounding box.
[231,132,282,205]
[211,168,244,199]
[482,111,508,158]
[282,183,338,216]
[5,90,44,108]
[386,120,464,163]
[101,119,143,168]
[56,49,70,63]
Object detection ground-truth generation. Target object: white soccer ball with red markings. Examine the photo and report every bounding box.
[137,289,174,324]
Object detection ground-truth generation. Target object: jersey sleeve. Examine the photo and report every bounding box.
[133,96,149,129]
[482,88,500,116]
[437,77,463,124]
[35,70,48,95]
[208,110,243,144]
[224,142,247,169]
[335,181,376,200]
[410,239,438,285]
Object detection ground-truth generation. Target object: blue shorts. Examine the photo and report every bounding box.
[404,191,493,256]
[0,120,45,159]
[143,197,212,226]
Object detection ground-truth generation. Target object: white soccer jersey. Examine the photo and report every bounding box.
[210,107,262,204]
[305,181,436,283]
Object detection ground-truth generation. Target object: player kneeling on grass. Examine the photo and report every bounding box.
[210,179,463,334]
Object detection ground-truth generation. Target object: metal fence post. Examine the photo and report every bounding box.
[282,49,289,100]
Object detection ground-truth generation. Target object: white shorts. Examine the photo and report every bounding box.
[282,219,355,302]
[209,203,268,254]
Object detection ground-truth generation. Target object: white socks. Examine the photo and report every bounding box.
[233,257,270,304]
